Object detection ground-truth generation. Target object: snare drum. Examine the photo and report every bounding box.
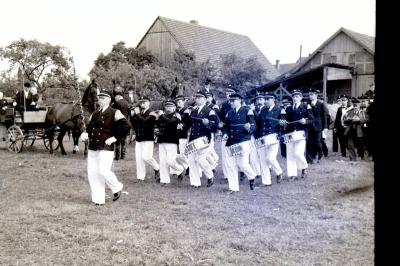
[227,140,252,156]
[255,133,279,149]
[184,136,209,155]
[282,130,306,144]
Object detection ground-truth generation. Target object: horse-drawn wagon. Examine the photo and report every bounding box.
[0,101,60,153]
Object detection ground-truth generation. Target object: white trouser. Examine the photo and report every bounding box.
[224,141,256,192]
[249,136,261,176]
[158,143,184,184]
[87,150,123,204]
[286,139,308,177]
[219,140,233,179]
[257,143,283,185]
[207,133,219,170]
[187,146,213,187]
[135,141,160,180]
[178,139,189,170]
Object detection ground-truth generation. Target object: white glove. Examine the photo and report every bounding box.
[31,101,36,105]
[105,136,117,145]
[322,129,328,139]
[80,132,88,142]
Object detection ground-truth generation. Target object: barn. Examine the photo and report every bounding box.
[136,16,280,81]
[251,27,375,103]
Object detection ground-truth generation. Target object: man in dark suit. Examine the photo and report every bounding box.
[333,95,349,158]
[15,82,39,112]
[112,86,130,160]
[306,88,327,163]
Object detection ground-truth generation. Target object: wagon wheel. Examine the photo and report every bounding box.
[6,125,24,153]
[43,131,60,151]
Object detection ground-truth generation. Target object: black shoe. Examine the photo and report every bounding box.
[185,168,190,176]
[94,203,104,206]
[289,176,298,181]
[276,174,282,183]
[113,191,121,201]
[212,168,217,176]
[191,185,200,189]
[239,172,245,182]
[227,190,238,194]
[207,178,214,187]
[154,170,160,182]
[249,179,255,190]
[301,169,307,178]
[120,155,125,160]
[114,156,119,160]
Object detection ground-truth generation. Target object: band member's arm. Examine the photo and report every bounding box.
[206,110,219,131]
[112,110,132,140]
[304,105,315,126]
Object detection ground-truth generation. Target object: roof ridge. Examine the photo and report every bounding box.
[158,16,249,38]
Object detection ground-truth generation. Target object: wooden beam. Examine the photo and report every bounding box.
[322,66,327,101]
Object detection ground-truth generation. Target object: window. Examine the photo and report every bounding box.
[348,54,355,67]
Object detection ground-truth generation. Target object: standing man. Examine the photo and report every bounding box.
[255,92,283,185]
[332,96,341,154]
[186,90,218,188]
[156,99,185,185]
[15,82,38,112]
[306,88,327,164]
[112,86,130,160]
[80,90,131,206]
[223,93,257,192]
[342,98,368,161]
[334,95,349,158]
[130,96,160,181]
[174,95,190,175]
[281,90,314,181]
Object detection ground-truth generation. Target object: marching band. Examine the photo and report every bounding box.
[83,82,370,205]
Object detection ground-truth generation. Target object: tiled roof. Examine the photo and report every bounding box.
[156,17,280,80]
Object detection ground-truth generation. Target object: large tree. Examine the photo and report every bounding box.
[213,53,269,96]
[0,38,74,94]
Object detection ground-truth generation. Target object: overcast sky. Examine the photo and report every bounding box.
[0,0,375,80]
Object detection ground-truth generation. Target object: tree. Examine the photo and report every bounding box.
[213,53,269,96]
[0,38,74,94]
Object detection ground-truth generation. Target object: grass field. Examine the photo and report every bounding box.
[0,136,374,265]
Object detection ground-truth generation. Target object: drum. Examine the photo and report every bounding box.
[214,130,228,142]
[184,136,209,155]
[227,140,252,157]
[255,133,279,149]
[282,130,306,144]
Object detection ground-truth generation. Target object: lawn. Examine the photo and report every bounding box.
[0,136,374,265]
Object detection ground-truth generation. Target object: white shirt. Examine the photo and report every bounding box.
[311,99,318,106]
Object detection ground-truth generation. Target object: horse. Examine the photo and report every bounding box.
[45,102,88,156]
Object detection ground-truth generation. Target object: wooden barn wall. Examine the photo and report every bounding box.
[138,19,181,64]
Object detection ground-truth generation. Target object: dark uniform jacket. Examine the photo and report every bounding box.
[87,107,131,151]
[309,100,327,132]
[284,103,314,134]
[219,100,232,126]
[255,105,281,139]
[177,107,190,139]
[207,103,220,132]
[156,112,181,144]
[334,106,346,132]
[224,106,256,146]
[130,109,156,142]
[188,105,218,142]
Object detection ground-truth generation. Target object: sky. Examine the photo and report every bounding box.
[0,0,375,80]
